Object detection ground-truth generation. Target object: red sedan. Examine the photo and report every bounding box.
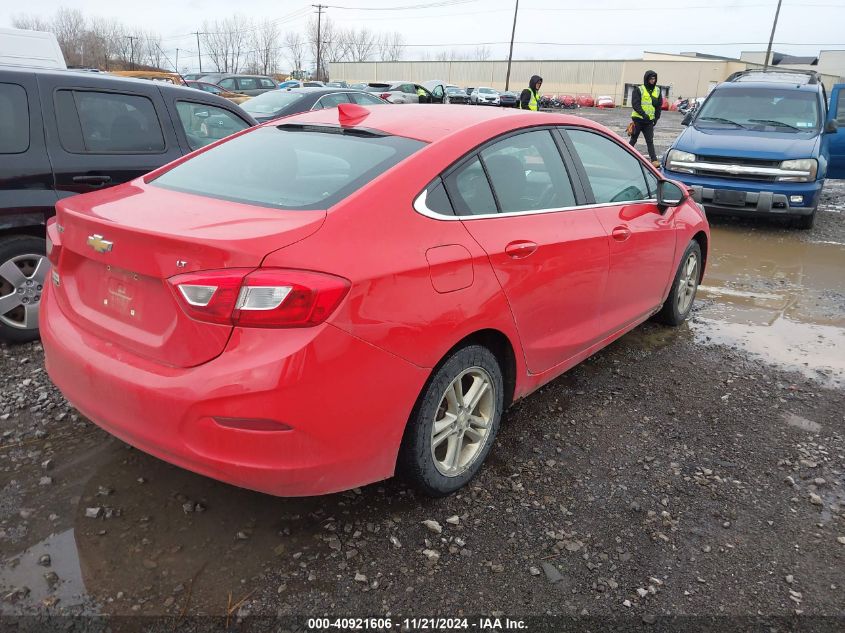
[42,104,709,497]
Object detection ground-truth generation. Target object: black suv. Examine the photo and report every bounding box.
[0,67,257,343]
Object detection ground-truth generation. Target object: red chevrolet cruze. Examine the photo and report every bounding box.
[42,104,709,497]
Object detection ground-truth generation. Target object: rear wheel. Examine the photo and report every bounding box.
[399,345,504,497]
[0,236,48,344]
[654,240,702,326]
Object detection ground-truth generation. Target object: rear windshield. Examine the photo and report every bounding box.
[241,91,306,115]
[151,126,425,210]
[696,87,820,131]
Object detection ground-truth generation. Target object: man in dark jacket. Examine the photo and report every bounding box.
[629,70,662,165]
[519,75,543,111]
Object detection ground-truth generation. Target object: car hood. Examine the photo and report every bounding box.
[676,125,820,160]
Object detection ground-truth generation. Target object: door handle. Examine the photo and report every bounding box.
[611,226,631,242]
[73,175,112,186]
[505,241,538,259]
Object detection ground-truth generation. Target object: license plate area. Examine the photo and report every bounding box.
[714,189,747,206]
[103,267,143,318]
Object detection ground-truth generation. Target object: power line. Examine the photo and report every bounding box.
[326,0,478,10]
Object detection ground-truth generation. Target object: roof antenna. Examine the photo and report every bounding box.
[337,103,370,126]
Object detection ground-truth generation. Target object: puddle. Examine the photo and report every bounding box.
[783,413,822,433]
[692,224,845,387]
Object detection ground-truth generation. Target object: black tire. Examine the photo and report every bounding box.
[0,235,47,344]
[399,345,504,497]
[654,240,702,326]
[793,210,816,230]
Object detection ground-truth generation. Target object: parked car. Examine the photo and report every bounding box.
[596,95,616,109]
[499,91,519,108]
[0,67,257,343]
[349,82,368,90]
[111,71,187,86]
[444,86,470,104]
[366,81,444,104]
[324,81,348,88]
[41,105,709,498]
[663,69,845,229]
[241,88,387,123]
[198,74,279,96]
[277,80,300,89]
[471,87,500,106]
[576,94,595,107]
[185,80,251,105]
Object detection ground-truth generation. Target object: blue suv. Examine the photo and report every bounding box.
[662,70,844,229]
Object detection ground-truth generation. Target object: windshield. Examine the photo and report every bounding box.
[241,91,306,115]
[696,87,820,132]
[479,88,496,94]
[446,88,462,95]
[152,127,425,210]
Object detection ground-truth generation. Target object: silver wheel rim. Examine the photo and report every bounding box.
[430,367,495,478]
[677,252,699,315]
[0,254,49,331]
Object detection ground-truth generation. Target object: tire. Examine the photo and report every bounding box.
[399,345,504,497]
[793,210,816,230]
[0,235,48,344]
[654,240,702,326]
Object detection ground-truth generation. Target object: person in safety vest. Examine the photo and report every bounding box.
[519,75,542,111]
[629,70,663,165]
[416,85,430,103]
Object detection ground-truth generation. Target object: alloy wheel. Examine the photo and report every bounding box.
[0,254,49,331]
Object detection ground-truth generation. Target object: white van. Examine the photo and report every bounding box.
[0,28,66,70]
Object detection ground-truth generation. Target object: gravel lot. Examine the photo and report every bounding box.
[1,107,843,631]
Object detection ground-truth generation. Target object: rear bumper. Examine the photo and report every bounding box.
[662,169,821,217]
[41,288,428,496]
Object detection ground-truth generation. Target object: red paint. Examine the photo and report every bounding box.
[42,105,709,496]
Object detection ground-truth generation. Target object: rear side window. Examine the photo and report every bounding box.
[152,126,425,210]
[314,93,350,110]
[55,90,165,153]
[175,101,251,151]
[445,156,497,215]
[567,129,649,203]
[237,78,259,91]
[0,83,29,154]
[349,92,386,105]
[837,91,845,125]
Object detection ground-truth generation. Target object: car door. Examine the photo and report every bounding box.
[235,77,261,96]
[165,98,253,153]
[826,84,845,179]
[562,127,677,334]
[444,129,610,374]
[38,74,182,198]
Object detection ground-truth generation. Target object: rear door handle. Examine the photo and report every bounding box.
[505,240,538,259]
[73,175,112,186]
[611,226,631,242]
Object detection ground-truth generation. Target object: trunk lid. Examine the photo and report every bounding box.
[53,183,325,367]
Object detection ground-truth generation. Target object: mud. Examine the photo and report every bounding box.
[1,108,843,626]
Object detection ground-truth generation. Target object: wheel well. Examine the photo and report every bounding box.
[0,225,46,243]
[440,329,517,408]
[692,231,708,280]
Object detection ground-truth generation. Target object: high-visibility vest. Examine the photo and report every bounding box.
[520,89,539,111]
[632,84,660,120]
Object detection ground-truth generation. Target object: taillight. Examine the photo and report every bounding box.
[379,92,391,100]
[46,217,62,267]
[169,268,350,328]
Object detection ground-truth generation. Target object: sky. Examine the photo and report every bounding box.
[2,0,844,72]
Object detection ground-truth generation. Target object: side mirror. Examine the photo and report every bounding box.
[682,113,692,126]
[194,110,210,119]
[825,119,839,134]
[657,180,685,207]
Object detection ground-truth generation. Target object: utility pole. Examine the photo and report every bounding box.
[127,35,137,70]
[504,0,519,92]
[314,4,325,82]
[175,48,180,73]
[195,31,203,73]
[763,0,783,71]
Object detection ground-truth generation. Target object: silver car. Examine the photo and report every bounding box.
[470,87,500,106]
[366,81,444,104]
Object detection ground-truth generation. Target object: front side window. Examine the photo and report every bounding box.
[445,156,497,216]
[348,92,386,105]
[218,78,236,90]
[152,126,425,210]
[314,93,351,110]
[55,90,165,153]
[567,129,650,204]
[175,102,250,151]
[260,78,277,89]
[237,78,260,92]
[479,130,576,213]
[696,87,820,131]
[0,83,29,154]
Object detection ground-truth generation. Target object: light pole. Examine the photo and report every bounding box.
[504,0,519,92]
[763,0,783,71]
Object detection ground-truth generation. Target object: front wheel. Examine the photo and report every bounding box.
[0,235,48,344]
[654,240,702,326]
[793,210,816,230]
[399,345,504,497]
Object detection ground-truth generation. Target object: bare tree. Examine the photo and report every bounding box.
[283,31,306,76]
[11,14,50,31]
[348,27,377,63]
[308,15,339,79]
[144,32,166,69]
[377,31,405,62]
[52,8,86,67]
[252,18,280,75]
[202,15,252,73]
[473,45,492,61]
[86,18,123,70]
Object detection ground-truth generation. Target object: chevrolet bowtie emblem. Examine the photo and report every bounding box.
[87,234,113,254]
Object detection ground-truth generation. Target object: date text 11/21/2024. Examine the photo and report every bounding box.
[306,617,528,631]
